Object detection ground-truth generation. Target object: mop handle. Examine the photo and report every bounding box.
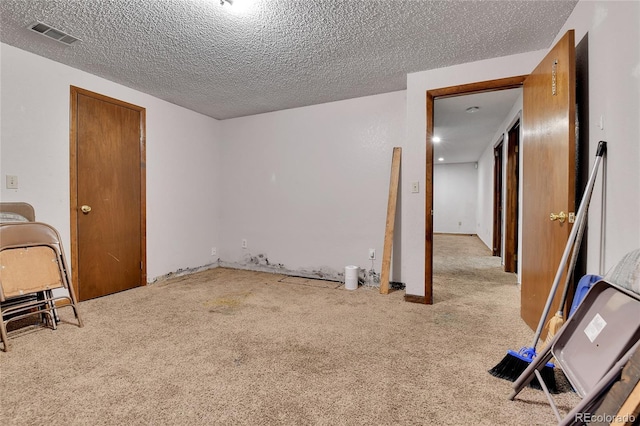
[530,141,607,348]
[556,207,588,314]
[555,160,597,315]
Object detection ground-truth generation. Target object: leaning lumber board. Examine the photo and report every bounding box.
[380,147,401,294]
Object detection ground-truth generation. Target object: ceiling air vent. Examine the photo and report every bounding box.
[28,21,80,46]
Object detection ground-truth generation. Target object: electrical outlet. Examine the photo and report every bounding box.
[6,175,18,189]
[242,239,248,249]
[211,247,217,256]
[368,248,376,260]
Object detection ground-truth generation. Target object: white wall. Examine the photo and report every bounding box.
[405,51,545,297]
[433,163,477,234]
[554,0,640,275]
[0,43,222,281]
[1,44,406,284]
[476,140,495,249]
[218,91,406,282]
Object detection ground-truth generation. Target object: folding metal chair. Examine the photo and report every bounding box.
[509,280,640,425]
[0,222,83,352]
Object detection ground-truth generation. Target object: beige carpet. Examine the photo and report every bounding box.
[1,234,580,425]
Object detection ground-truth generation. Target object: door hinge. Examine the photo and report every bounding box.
[140,261,144,270]
[514,254,518,261]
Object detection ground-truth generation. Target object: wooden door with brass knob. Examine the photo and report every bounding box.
[521,30,576,332]
[70,87,146,301]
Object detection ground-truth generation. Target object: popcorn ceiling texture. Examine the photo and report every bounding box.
[0,0,578,119]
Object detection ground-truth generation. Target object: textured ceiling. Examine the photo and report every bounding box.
[0,0,577,120]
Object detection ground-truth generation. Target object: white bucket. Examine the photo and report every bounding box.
[345,265,359,290]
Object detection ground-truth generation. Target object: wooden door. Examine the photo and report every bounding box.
[492,140,504,257]
[521,30,576,330]
[70,87,146,301]
[504,120,520,273]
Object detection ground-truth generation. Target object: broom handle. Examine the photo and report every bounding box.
[530,141,607,348]
[555,175,592,315]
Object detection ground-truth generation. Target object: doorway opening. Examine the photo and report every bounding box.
[420,76,527,304]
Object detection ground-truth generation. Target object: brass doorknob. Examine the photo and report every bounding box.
[81,205,92,214]
[550,211,567,223]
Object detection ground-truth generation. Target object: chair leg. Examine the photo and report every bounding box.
[65,284,84,328]
[509,346,555,400]
[72,304,84,328]
[0,321,10,352]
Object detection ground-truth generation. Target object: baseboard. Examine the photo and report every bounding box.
[149,262,220,284]
[217,260,344,282]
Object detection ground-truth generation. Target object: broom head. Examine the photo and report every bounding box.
[489,347,557,393]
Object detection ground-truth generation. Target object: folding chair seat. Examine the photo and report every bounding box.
[0,222,83,352]
[509,279,640,425]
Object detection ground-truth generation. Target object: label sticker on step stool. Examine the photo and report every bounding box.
[584,313,607,343]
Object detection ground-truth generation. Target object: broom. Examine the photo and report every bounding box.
[489,206,587,392]
[488,219,575,392]
[489,141,607,392]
